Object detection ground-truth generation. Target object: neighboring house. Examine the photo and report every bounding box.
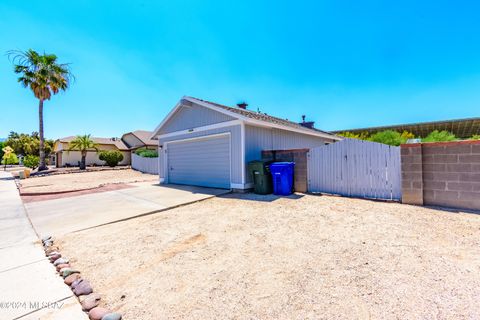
[151,96,341,190]
[332,117,480,139]
[121,130,157,151]
[54,136,131,167]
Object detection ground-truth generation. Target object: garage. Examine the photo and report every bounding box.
[166,134,231,189]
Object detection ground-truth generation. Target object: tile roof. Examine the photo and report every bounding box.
[186,96,337,138]
[56,136,129,150]
[128,130,157,146]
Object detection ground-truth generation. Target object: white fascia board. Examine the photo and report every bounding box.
[150,99,184,139]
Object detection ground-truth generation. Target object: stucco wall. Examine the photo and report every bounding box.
[57,142,130,166]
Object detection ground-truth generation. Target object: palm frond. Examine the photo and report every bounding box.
[7,49,74,100]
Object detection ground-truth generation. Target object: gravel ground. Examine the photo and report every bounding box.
[18,169,158,193]
[59,193,480,319]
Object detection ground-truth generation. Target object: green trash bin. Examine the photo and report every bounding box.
[248,160,273,194]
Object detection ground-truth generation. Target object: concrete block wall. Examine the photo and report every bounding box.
[401,140,480,211]
[262,149,308,193]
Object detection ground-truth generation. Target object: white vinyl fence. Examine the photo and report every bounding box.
[131,153,159,175]
[307,139,401,200]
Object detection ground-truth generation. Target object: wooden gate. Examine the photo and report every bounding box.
[307,139,401,200]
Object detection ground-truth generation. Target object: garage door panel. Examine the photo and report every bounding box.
[167,135,230,189]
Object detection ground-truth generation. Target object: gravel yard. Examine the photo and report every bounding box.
[18,169,158,193]
[59,193,480,319]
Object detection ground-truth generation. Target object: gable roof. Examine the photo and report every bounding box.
[152,96,340,140]
[56,136,129,151]
[122,130,157,146]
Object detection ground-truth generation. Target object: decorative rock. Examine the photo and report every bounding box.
[88,307,110,320]
[45,247,60,255]
[61,268,80,278]
[49,254,61,262]
[102,313,122,320]
[64,273,81,285]
[59,267,71,273]
[81,293,101,311]
[43,240,53,247]
[73,280,93,296]
[56,263,70,271]
[71,278,84,289]
[47,251,60,256]
[53,258,69,266]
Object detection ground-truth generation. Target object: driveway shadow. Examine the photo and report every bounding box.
[219,192,304,203]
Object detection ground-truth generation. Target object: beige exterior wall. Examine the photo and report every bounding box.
[55,142,130,167]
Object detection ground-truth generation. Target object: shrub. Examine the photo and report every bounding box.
[99,150,124,167]
[1,146,19,165]
[470,134,480,140]
[422,130,456,143]
[368,130,404,146]
[23,155,39,170]
[135,148,158,158]
[337,131,370,140]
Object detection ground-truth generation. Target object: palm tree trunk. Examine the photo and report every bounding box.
[38,99,48,171]
[80,151,86,170]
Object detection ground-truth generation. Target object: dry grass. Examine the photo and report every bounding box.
[59,193,480,319]
[19,169,157,193]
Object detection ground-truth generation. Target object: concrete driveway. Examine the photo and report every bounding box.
[24,182,229,236]
[0,171,88,320]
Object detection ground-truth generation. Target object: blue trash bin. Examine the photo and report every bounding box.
[269,162,295,195]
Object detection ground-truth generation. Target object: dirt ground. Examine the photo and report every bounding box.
[18,169,157,193]
[59,193,480,320]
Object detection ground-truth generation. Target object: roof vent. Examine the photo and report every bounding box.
[299,115,315,129]
[237,102,248,110]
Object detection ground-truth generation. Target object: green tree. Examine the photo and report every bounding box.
[0,141,4,160]
[5,131,53,157]
[9,49,73,171]
[23,155,40,170]
[67,135,98,170]
[422,130,456,143]
[99,150,124,167]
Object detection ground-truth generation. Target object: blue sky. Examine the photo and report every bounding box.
[1,1,479,138]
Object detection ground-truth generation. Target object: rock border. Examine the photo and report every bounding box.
[42,235,122,320]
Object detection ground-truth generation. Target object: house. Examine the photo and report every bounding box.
[121,130,157,151]
[54,136,131,167]
[151,96,341,190]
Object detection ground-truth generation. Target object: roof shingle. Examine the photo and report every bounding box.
[186,96,337,137]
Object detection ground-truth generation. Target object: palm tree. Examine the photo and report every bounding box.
[67,135,98,170]
[9,49,73,171]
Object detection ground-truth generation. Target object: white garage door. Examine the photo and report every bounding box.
[167,134,231,189]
